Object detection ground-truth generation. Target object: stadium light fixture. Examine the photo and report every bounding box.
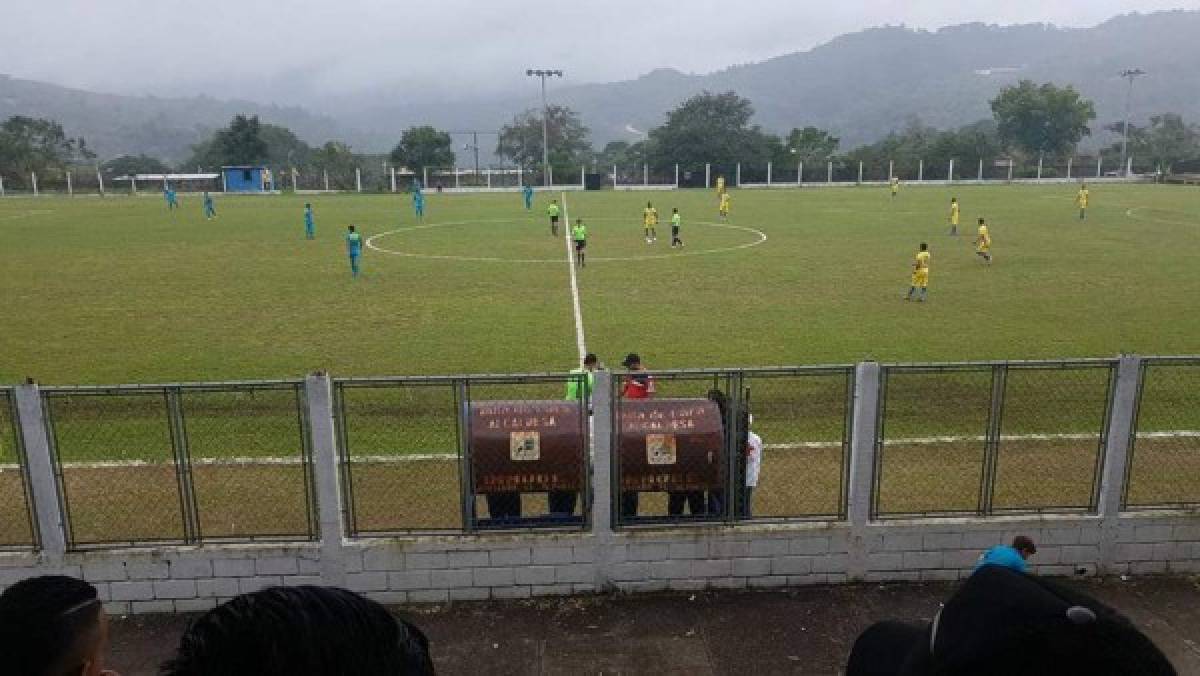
[1119,68,1146,177]
[526,69,563,186]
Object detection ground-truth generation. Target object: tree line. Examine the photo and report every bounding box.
[4,80,1200,186]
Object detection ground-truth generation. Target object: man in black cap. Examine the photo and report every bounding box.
[846,564,1175,675]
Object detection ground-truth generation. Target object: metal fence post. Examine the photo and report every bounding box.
[591,370,615,590]
[674,163,679,188]
[857,161,863,185]
[766,161,772,186]
[613,165,618,190]
[705,163,711,189]
[166,388,202,543]
[305,372,347,587]
[827,161,833,183]
[980,365,1008,515]
[978,158,984,182]
[918,159,924,182]
[355,168,362,192]
[32,172,39,196]
[797,161,803,185]
[847,361,881,580]
[1097,355,1141,573]
[14,383,66,557]
[736,162,741,187]
[66,171,73,196]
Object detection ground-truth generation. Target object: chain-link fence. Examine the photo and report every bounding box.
[177,384,317,541]
[0,388,37,549]
[336,379,463,535]
[1124,358,1200,509]
[464,376,589,530]
[742,368,853,520]
[43,382,316,549]
[874,361,1114,518]
[613,371,740,526]
[336,374,589,535]
[992,362,1113,513]
[875,365,994,517]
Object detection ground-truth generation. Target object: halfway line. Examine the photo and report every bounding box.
[561,192,587,363]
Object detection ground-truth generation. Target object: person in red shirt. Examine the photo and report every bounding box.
[620,353,654,518]
[621,353,655,399]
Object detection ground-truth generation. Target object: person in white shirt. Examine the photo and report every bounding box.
[743,418,763,518]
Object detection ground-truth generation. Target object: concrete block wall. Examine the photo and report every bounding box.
[4,512,1198,614]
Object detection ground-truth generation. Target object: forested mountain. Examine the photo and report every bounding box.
[3,11,1197,162]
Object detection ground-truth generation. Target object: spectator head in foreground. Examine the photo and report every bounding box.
[160,585,434,676]
[0,574,119,676]
[846,565,1175,676]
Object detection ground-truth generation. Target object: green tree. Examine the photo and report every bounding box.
[0,115,89,176]
[184,121,310,170]
[1104,114,1199,173]
[390,126,455,173]
[990,81,1096,157]
[646,91,779,168]
[778,127,840,165]
[260,124,312,168]
[310,141,358,184]
[496,105,592,170]
[206,114,269,166]
[102,154,171,176]
[592,140,650,168]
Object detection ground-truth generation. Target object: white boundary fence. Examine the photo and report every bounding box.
[0,155,1154,198]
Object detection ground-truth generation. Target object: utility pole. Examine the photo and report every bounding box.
[1119,68,1146,177]
[526,69,563,187]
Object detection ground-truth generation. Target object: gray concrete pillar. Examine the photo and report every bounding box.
[15,383,67,556]
[591,370,615,590]
[846,362,881,580]
[1097,355,1141,573]
[305,373,347,587]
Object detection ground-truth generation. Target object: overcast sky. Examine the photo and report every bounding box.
[2,0,1198,106]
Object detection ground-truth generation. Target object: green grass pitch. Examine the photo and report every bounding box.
[1,183,1198,384]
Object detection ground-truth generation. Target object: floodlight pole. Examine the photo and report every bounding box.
[1119,68,1145,178]
[527,68,563,187]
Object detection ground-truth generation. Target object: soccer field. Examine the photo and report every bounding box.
[1,183,1197,385]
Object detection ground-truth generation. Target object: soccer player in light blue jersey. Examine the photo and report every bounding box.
[164,185,178,210]
[346,225,363,277]
[304,203,315,240]
[412,188,425,220]
[202,192,216,219]
[523,183,533,210]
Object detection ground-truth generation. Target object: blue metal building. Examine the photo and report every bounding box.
[221,166,274,193]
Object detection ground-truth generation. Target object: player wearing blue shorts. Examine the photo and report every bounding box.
[164,186,178,210]
[346,225,363,277]
[202,192,216,219]
[413,190,425,219]
[523,184,533,210]
[304,203,315,240]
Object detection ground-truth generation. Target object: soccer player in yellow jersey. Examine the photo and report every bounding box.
[643,201,658,243]
[975,217,992,264]
[1077,183,1090,220]
[716,175,726,195]
[949,197,960,236]
[890,176,900,198]
[906,242,930,302]
[719,191,731,220]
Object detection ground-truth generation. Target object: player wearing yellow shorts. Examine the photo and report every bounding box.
[890,176,900,198]
[975,218,992,264]
[643,201,658,243]
[719,192,731,220]
[905,242,930,302]
[716,175,726,195]
[949,197,960,236]
[1077,183,1089,221]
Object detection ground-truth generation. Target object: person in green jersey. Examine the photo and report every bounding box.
[547,200,561,236]
[346,225,363,277]
[564,353,598,402]
[553,352,599,517]
[571,218,587,267]
[670,207,683,248]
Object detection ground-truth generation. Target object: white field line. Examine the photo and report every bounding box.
[4,430,1196,471]
[560,192,587,362]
